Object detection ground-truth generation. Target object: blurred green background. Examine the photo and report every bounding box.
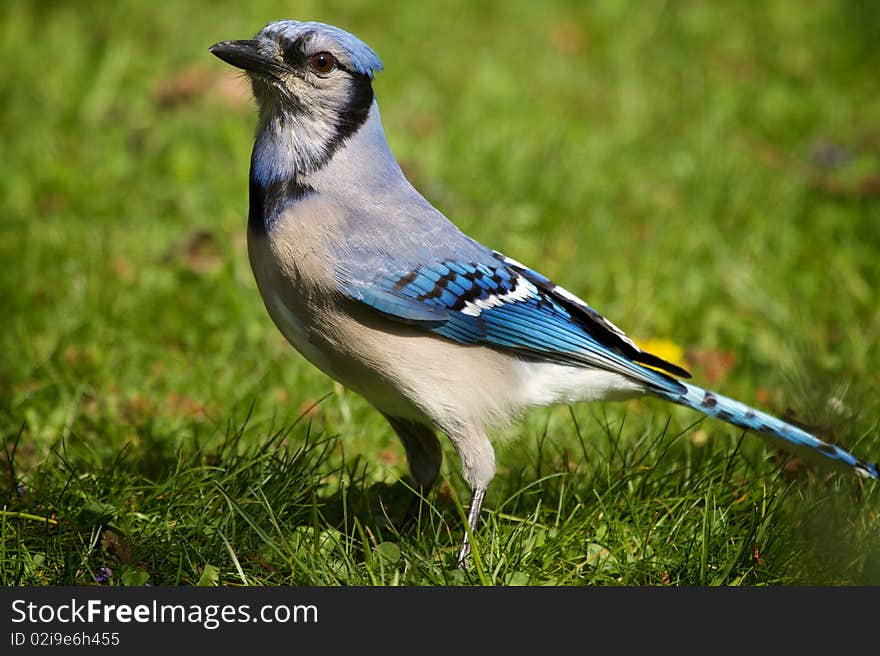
[2,0,879,585]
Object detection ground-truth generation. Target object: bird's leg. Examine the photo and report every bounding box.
[444,425,494,568]
[382,414,442,530]
[457,487,486,568]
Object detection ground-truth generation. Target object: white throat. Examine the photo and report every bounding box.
[251,100,401,188]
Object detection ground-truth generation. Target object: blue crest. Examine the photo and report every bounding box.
[259,20,384,78]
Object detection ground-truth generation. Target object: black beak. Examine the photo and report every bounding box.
[209,40,271,73]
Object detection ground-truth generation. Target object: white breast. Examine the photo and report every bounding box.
[247,227,339,378]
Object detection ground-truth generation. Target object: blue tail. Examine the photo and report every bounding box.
[655,381,878,480]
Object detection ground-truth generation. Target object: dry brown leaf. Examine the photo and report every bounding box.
[549,20,584,55]
[752,543,763,565]
[101,529,133,564]
[744,137,880,199]
[153,64,215,108]
[686,347,737,385]
[111,256,136,284]
[297,397,323,417]
[153,64,251,112]
[163,229,224,275]
[377,447,401,467]
[213,72,252,110]
[166,392,207,419]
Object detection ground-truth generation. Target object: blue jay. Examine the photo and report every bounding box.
[210,20,878,566]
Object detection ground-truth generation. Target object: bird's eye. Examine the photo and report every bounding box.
[309,52,336,74]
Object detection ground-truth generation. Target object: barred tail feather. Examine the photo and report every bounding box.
[657,381,878,480]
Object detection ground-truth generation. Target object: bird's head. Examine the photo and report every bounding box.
[211,21,384,178]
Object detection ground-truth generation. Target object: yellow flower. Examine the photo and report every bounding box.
[633,337,687,370]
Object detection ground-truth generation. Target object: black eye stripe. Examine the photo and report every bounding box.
[282,44,307,68]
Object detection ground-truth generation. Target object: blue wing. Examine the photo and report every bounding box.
[340,251,879,479]
[340,252,689,395]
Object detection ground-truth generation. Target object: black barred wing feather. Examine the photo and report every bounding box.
[490,250,691,379]
[342,257,688,395]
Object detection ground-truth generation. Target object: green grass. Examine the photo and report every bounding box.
[2,0,880,585]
